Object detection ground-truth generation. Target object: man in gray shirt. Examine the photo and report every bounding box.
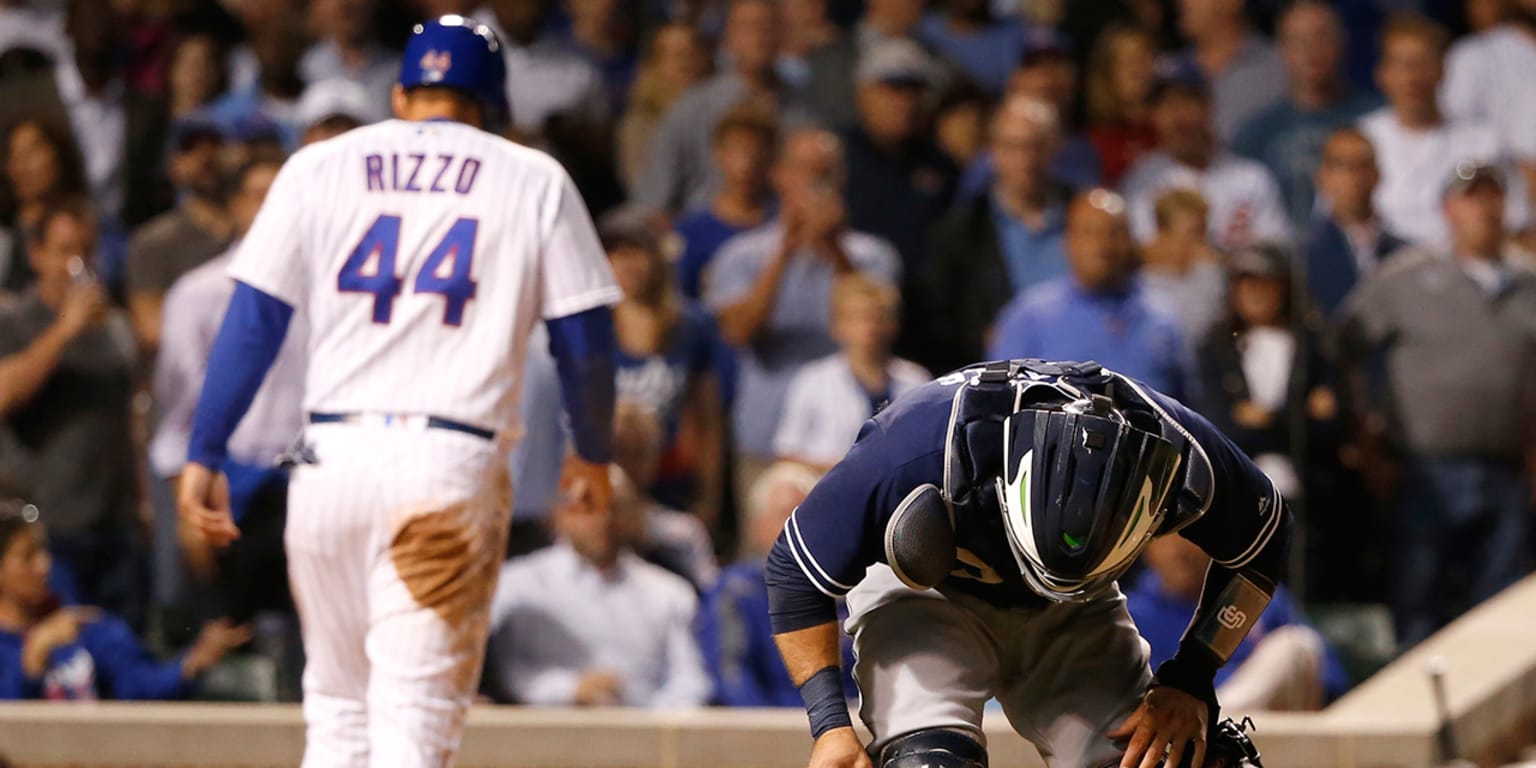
[634,0,809,216]
[0,198,142,626]
[1332,162,1536,645]
[705,128,900,504]
[1172,0,1287,141]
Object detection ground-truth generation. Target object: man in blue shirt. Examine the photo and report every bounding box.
[673,104,778,300]
[1128,534,1350,712]
[1232,1,1380,222]
[989,189,1194,401]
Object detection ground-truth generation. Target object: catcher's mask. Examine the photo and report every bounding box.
[997,391,1182,603]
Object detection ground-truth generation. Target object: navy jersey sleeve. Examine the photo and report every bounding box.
[1144,387,1285,572]
[766,382,951,633]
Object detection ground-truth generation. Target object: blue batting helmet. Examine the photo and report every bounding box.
[399,15,508,121]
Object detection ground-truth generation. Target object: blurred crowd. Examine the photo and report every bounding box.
[0,0,1534,716]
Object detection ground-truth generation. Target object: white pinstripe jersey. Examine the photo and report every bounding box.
[230,119,620,436]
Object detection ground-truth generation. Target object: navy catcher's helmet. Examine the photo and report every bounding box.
[399,15,508,122]
[998,390,1183,603]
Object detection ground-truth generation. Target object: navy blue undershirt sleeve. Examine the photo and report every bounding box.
[187,282,293,469]
[545,305,617,464]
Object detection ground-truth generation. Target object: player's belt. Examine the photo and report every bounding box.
[307,411,496,441]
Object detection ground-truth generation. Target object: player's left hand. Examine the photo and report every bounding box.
[560,454,613,515]
[177,462,241,547]
[1110,685,1210,768]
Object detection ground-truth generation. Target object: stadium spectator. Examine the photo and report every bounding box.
[842,38,954,290]
[989,189,1193,401]
[0,117,87,292]
[634,0,799,215]
[931,82,989,172]
[206,15,309,150]
[1139,188,1224,343]
[1232,1,1379,221]
[551,0,637,116]
[1084,22,1159,187]
[855,0,926,49]
[773,276,928,471]
[957,28,1101,201]
[1171,0,1286,141]
[1120,58,1289,250]
[1305,127,1407,318]
[610,414,718,592]
[1442,0,1536,199]
[1127,534,1349,713]
[697,461,856,706]
[1007,26,1101,190]
[924,96,1069,374]
[601,213,724,525]
[673,104,776,301]
[919,0,1026,95]
[800,0,926,129]
[471,0,607,140]
[780,0,854,126]
[616,23,709,192]
[705,128,899,502]
[0,199,144,630]
[1332,162,1536,645]
[149,155,299,625]
[299,0,394,113]
[1359,14,1528,248]
[166,34,230,123]
[57,0,145,225]
[1192,243,1339,501]
[505,323,562,557]
[294,78,376,146]
[0,502,252,700]
[486,471,712,707]
[125,117,231,353]
[0,0,67,63]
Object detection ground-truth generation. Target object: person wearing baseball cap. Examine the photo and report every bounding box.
[1330,156,1536,646]
[844,38,957,296]
[1118,54,1291,252]
[296,78,382,145]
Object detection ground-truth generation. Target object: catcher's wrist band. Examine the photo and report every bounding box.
[799,666,852,739]
[1189,572,1272,664]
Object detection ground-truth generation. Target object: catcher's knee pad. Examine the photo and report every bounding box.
[878,728,987,768]
[1169,717,1263,768]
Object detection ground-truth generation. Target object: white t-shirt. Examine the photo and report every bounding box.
[1120,151,1292,250]
[1358,108,1529,248]
[151,249,307,476]
[1442,24,1536,161]
[230,119,621,437]
[773,353,931,466]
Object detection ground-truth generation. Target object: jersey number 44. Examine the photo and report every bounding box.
[339,214,480,327]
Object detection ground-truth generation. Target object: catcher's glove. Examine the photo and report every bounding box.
[1203,717,1263,768]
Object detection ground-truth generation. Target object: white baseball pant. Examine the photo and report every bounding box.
[286,422,511,768]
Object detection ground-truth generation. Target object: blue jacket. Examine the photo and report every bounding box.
[1126,570,1351,701]
[0,615,190,700]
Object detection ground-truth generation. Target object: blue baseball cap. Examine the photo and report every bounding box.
[399,15,509,122]
[1019,26,1074,66]
[1149,55,1209,102]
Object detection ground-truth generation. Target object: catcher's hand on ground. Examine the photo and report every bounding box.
[807,726,871,768]
[177,462,241,547]
[1110,685,1209,768]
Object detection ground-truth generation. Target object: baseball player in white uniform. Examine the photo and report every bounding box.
[178,16,621,767]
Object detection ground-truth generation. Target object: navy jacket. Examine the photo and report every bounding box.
[1305,216,1407,318]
